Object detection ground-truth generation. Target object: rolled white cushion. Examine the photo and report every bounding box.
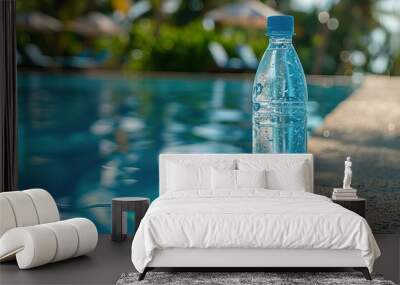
[0,196,17,237]
[0,226,57,269]
[23,189,60,224]
[0,191,39,227]
[0,218,97,269]
[42,221,79,262]
[64,218,98,257]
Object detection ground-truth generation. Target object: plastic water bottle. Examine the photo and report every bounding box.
[252,15,308,153]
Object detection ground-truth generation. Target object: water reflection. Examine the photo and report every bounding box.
[18,73,353,232]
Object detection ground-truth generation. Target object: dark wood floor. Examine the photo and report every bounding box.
[1,234,399,285]
[0,235,134,285]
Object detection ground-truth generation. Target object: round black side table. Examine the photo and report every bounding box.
[111,197,150,242]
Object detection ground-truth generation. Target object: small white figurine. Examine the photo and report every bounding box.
[343,156,352,189]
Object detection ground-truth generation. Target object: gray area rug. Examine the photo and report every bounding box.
[117,272,396,285]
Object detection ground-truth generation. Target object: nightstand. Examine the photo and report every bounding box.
[332,198,366,218]
[111,197,150,242]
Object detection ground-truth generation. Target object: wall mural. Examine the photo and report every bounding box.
[18,74,400,234]
[310,77,400,234]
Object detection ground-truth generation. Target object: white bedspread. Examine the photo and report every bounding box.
[131,190,380,273]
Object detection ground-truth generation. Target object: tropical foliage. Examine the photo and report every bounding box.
[16,0,400,75]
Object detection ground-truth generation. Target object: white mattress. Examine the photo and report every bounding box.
[131,190,380,273]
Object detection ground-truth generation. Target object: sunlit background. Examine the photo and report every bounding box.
[16,0,400,233]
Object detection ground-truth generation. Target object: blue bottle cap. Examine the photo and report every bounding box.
[267,15,294,36]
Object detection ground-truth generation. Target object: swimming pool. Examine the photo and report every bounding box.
[18,73,353,232]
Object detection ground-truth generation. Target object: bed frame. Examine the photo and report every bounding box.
[139,154,371,280]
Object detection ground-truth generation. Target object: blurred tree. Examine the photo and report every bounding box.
[16,0,113,58]
[173,0,205,25]
[392,54,400,74]
[15,0,399,75]
[151,0,163,37]
[172,0,231,25]
[322,0,382,75]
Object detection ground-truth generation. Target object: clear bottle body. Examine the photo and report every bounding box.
[252,36,308,153]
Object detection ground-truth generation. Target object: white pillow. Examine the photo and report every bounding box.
[238,159,308,191]
[211,169,267,190]
[166,160,235,192]
[211,168,236,190]
[167,162,209,191]
[267,163,306,191]
[236,169,267,189]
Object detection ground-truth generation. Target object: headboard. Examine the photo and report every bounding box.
[159,153,314,195]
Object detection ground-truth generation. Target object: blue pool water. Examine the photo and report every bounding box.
[18,73,353,232]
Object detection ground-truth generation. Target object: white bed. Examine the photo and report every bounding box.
[131,154,380,280]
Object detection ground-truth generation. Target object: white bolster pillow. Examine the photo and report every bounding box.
[0,218,98,269]
[0,196,17,237]
[64,218,98,257]
[42,221,79,262]
[0,226,57,269]
[0,189,60,238]
[0,191,39,227]
[23,188,60,224]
